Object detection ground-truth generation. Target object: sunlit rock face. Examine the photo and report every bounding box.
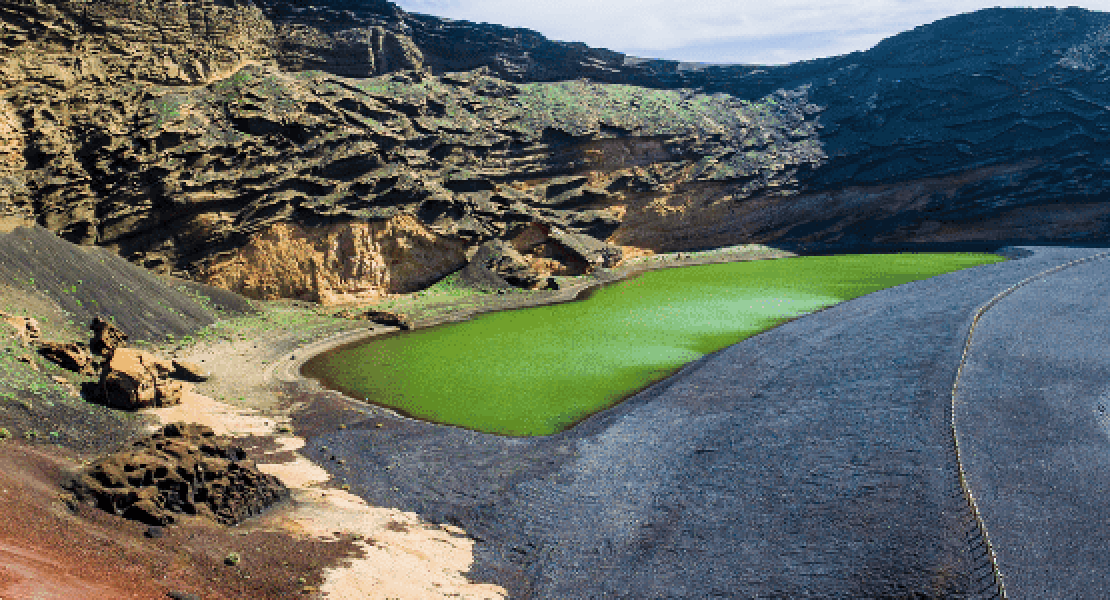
[197,217,468,303]
[2,2,1109,300]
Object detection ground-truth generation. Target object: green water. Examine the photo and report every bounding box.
[304,253,1006,436]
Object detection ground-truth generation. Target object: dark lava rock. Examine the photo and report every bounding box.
[37,341,98,376]
[90,316,129,358]
[337,309,414,330]
[69,422,288,526]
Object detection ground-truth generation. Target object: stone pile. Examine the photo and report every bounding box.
[20,315,209,410]
[69,422,289,526]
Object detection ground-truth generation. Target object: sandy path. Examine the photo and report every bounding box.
[146,387,507,599]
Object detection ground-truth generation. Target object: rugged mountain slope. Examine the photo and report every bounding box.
[2,1,1109,301]
[384,4,1110,247]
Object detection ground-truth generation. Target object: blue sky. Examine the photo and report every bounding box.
[391,1,1110,65]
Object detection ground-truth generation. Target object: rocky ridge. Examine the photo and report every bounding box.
[2,2,1110,302]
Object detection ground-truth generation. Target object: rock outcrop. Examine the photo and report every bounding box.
[0,311,41,346]
[171,359,210,383]
[197,217,469,303]
[37,341,97,375]
[90,316,128,358]
[99,347,191,410]
[69,422,289,526]
[336,308,413,330]
[469,239,543,288]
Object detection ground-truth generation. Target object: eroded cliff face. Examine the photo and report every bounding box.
[4,1,1110,303]
[199,216,466,302]
[0,0,826,303]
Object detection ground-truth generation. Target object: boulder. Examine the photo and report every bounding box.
[90,316,128,358]
[99,348,181,410]
[37,341,98,376]
[0,312,41,347]
[155,379,193,406]
[547,229,623,270]
[362,309,414,330]
[69,422,289,526]
[171,359,211,382]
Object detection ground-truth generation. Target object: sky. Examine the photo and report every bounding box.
[391,1,1110,65]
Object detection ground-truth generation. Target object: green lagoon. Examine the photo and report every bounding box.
[303,252,1006,436]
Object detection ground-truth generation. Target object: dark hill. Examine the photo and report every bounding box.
[2,2,1109,301]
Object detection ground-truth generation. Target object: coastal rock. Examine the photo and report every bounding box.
[69,422,289,526]
[37,341,98,376]
[470,239,543,289]
[89,316,128,358]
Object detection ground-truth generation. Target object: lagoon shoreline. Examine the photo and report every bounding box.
[247,243,1046,597]
[46,241,1045,597]
[152,243,802,597]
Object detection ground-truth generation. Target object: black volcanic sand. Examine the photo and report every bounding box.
[291,246,1110,598]
[957,252,1110,598]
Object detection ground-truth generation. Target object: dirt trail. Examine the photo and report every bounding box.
[955,250,1110,598]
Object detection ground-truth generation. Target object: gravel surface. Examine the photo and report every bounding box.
[296,245,1110,598]
[957,249,1110,599]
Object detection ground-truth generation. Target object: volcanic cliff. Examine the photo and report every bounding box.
[2,1,1109,301]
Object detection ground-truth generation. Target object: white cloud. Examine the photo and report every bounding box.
[392,1,1110,64]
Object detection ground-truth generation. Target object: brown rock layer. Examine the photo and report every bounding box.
[198,216,468,302]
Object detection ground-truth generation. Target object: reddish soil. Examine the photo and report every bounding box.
[0,441,361,599]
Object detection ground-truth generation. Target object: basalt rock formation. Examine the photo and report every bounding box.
[69,422,289,526]
[36,339,97,375]
[2,2,1110,302]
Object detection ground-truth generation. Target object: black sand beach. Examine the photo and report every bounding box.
[288,245,1110,598]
